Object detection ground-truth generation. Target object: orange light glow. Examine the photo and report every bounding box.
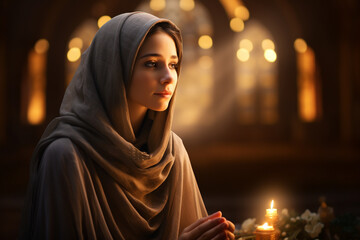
[234,5,250,20]
[179,0,195,11]
[149,0,166,11]
[237,48,250,62]
[198,35,213,49]
[239,39,253,51]
[67,47,81,62]
[34,39,49,54]
[26,49,46,125]
[264,49,277,62]
[257,222,274,231]
[219,0,242,18]
[97,15,111,28]
[297,47,318,122]
[230,17,245,32]
[294,38,307,53]
[68,37,83,49]
[262,39,275,50]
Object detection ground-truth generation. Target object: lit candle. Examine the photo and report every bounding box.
[255,223,277,240]
[257,222,274,231]
[265,200,277,218]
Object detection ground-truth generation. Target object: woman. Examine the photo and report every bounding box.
[20,12,235,239]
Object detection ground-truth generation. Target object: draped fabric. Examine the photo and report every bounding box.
[19,12,207,240]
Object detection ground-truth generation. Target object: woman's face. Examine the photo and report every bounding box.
[128,30,178,113]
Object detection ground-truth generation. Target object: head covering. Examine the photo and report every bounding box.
[19,12,207,239]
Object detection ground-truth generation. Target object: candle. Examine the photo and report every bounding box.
[265,200,277,218]
[257,222,274,231]
[255,223,277,240]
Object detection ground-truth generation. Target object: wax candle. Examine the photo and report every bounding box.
[265,200,277,218]
[255,223,277,240]
[257,222,274,231]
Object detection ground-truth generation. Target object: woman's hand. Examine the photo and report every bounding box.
[179,211,235,240]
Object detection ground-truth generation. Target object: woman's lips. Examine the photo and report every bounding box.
[154,90,172,97]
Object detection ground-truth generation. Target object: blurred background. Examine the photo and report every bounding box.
[1,0,359,238]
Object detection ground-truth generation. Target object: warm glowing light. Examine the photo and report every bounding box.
[149,0,166,11]
[234,5,250,20]
[68,37,83,49]
[179,0,195,11]
[34,39,49,54]
[230,17,245,32]
[67,47,81,62]
[198,55,213,69]
[262,39,275,50]
[257,222,274,231]
[294,38,307,53]
[237,48,250,62]
[297,47,318,122]
[265,200,278,218]
[97,15,111,28]
[198,35,213,49]
[27,91,45,124]
[239,39,253,51]
[264,49,277,62]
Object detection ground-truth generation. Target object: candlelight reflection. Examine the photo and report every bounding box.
[295,40,321,122]
[23,39,48,125]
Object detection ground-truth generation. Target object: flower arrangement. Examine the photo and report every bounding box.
[235,201,360,240]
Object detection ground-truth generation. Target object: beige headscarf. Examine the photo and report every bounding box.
[20,12,207,239]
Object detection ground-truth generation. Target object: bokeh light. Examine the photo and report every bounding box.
[97,15,111,28]
[237,48,250,62]
[68,37,83,49]
[234,5,250,20]
[239,39,253,52]
[230,17,245,32]
[67,48,81,62]
[262,39,275,50]
[34,39,49,54]
[150,0,166,11]
[179,0,195,11]
[198,35,213,49]
[264,49,277,62]
[294,38,308,53]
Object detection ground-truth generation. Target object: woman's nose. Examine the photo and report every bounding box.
[160,67,175,84]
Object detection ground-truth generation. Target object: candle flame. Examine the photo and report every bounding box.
[270,200,274,209]
[262,222,269,227]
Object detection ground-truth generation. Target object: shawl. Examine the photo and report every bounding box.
[19,12,207,239]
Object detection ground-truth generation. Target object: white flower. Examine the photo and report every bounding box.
[281,232,287,236]
[300,209,324,238]
[304,222,324,238]
[285,224,290,229]
[241,218,256,233]
[301,210,319,222]
[290,217,296,222]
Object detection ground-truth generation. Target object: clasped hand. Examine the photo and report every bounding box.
[179,211,235,240]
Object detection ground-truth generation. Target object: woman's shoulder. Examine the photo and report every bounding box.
[40,138,82,171]
[43,138,77,158]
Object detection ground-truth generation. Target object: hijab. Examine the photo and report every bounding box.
[19,12,207,239]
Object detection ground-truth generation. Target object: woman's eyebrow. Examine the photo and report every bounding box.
[139,53,178,59]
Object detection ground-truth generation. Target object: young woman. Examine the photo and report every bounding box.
[20,12,235,239]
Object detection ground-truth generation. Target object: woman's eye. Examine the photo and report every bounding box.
[144,61,157,68]
[170,63,178,69]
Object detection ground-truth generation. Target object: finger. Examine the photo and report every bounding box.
[210,231,227,240]
[226,230,235,240]
[184,211,222,232]
[198,220,229,240]
[225,220,235,232]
